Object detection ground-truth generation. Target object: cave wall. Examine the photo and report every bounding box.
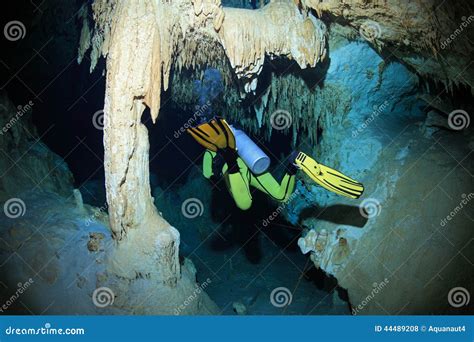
[288,29,473,314]
[303,0,474,91]
[0,93,73,202]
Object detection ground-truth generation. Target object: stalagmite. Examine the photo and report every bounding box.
[95,0,180,286]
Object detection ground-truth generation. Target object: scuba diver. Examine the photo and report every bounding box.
[187,116,364,210]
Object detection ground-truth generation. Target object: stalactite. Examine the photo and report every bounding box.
[172,66,351,148]
[77,4,91,64]
[253,86,270,128]
[88,0,116,72]
[171,68,242,121]
[82,0,327,121]
[218,0,327,88]
[254,73,349,146]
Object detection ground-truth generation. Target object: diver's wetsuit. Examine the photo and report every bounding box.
[202,150,296,210]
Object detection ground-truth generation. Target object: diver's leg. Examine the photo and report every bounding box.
[202,150,216,179]
[250,171,296,202]
[222,149,253,210]
[249,152,298,202]
[226,172,252,210]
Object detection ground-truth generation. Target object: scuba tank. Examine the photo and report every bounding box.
[230,126,271,175]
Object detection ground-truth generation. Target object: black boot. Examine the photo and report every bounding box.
[285,150,300,175]
[220,147,240,174]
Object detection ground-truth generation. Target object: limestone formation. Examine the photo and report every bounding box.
[303,0,474,91]
[218,0,327,90]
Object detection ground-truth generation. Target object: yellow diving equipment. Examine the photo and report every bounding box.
[294,152,364,199]
[187,117,236,152]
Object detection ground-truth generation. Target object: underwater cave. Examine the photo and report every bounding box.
[0,0,473,316]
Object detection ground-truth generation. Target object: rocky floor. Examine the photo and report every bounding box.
[0,187,218,315]
[0,189,111,314]
[187,231,350,315]
[148,168,351,315]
